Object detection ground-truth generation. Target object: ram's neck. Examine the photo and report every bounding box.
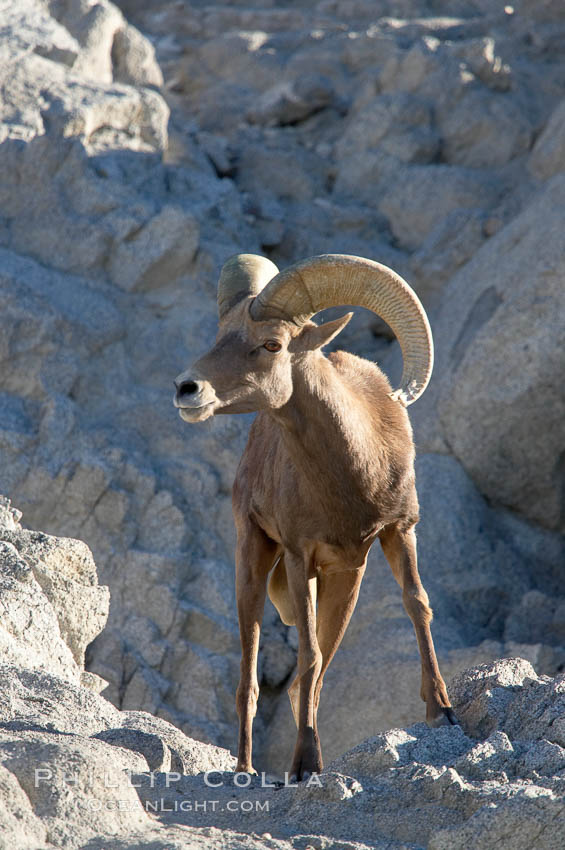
[270,353,386,497]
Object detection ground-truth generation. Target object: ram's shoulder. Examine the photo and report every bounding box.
[328,349,412,434]
[328,349,392,393]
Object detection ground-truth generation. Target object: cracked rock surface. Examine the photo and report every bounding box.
[1,1,565,847]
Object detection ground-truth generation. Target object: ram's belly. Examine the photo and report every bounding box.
[307,537,377,575]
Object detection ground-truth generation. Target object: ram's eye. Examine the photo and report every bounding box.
[263,340,282,353]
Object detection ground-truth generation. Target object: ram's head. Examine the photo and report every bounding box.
[174,253,433,422]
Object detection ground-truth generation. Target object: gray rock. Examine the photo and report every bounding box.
[0,0,261,755]
[0,664,120,736]
[0,496,243,846]
[247,74,335,126]
[510,0,565,23]
[376,33,475,123]
[93,727,173,771]
[448,656,540,738]
[0,730,150,845]
[436,174,565,532]
[440,88,533,168]
[378,164,501,250]
[0,761,47,850]
[112,22,164,88]
[335,92,436,163]
[5,586,565,850]
[197,131,234,176]
[529,98,565,181]
[236,141,328,204]
[51,0,124,84]
[505,590,565,646]
[410,209,487,305]
[107,205,200,292]
[29,541,107,668]
[333,92,441,208]
[451,37,512,92]
[0,499,109,684]
[1,5,565,849]
[0,0,80,71]
[177,30,283,131]
[429,795,565,850]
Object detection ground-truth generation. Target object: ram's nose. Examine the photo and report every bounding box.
[173,373,218,422]
[174,377,200,398]
[173,375,203,408]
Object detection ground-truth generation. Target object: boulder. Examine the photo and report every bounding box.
[0,494,241,848]
[335,92,438,166]
[0,497,109,684]
[440,88,533,168]
[236,141,328,203]
[436,174,565,532]
[510,0,565,23]
[3,524,565,850]
[429,795,565,850]
[0,0,262,755]
[409,208,487,305]
[111,22,164,87]
[0,0,80,72]
[377,34,471,116]
[450,37,512,93]
[107,205,200,292]
[378,164,501,250]
[247,74,335,126]
[0,761,47,850]
[529,98,565,181]
[50,0,124,84]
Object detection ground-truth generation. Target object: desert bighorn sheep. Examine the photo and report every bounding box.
[174,253,456,781]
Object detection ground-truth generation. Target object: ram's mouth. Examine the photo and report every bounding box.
[177,402,215,423]
[173,388,217,422]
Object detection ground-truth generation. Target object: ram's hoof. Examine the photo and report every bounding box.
[427,707,460,728]
[235,765,257,776]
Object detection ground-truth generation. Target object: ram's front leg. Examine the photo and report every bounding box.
[234,519,277,773]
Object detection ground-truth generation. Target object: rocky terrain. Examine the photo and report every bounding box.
[1,497,565,848]
[0,0,565,846]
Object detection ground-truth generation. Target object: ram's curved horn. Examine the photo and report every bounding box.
[249,253,433,406]
[217,254,279,319]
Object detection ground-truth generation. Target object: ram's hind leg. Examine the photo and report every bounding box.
[313,565,366,723]
[235,519,278,773]
[379,523,457,727]
[287,565,365,735]
[285,553,322,782]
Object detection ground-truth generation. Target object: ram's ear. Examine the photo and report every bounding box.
[292,312,353,352]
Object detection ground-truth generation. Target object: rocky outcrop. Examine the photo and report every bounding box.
[0,496,108,687]
[0,0,261,754]
[2,496,565,849]
[434,176,565,533]
[131,660,565,850]
[0,497,237,848]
